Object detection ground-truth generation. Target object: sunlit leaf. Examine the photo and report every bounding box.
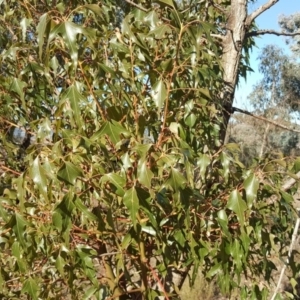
[137,160,154,188]
[61,84,86,129]
[21,277,39,300]
[123,187,139,229]
[30,156,47,199]
[243,173,259,207]
[36,13,49,60]
[74,197,98,221]
[57,162,83,185]
[165,167,186,191]
[152,79,167,110]
[10,78,27,109]
[156,0,175,7]
[92,120,130,144]
[56,254,65,276]
[100,173,126,197]
[14,213,28,248]
[226,190,247,227]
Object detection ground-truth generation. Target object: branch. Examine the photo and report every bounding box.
[271,210,300,300]
[247,0,279,25]
[124,0,149,12]
[282,171,300,191]
[246,29,300,38]
[211,33,225,40]
[232,106,300,133]
[124,0,170,22]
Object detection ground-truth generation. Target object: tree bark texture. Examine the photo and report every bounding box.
[219,0,248,143]
[219,0,279,143]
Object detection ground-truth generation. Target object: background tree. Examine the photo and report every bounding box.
[0,1,300,300]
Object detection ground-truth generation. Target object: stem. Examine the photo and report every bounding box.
[259,123,270,159]
[78,61,106,120]
[103,259,124,299]
[270,210,300,300]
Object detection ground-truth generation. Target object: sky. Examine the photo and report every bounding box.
[234,0,300,109]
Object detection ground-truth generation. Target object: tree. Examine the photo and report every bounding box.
[0,1,300,299]
[247,45,299,158]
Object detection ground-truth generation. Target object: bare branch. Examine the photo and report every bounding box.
[232,106,300,133]
[247,0,279,25]
[282,172,300,191]
[246,29,300,38]
[271,212,300,300]
[211,33,225,40]
[124,0,149,12]
[124,0,170,22]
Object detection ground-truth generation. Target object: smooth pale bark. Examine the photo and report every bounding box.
[219,0,279,143]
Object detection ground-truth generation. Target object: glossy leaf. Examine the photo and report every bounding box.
[21,277,39,300]
[123,187,139,229]
[92,121,130,144]
[10,78,27,109]
[57,162,83,185]
[243,173,259,207]
[36,13,49,60]
[137,160,154,188]
[31,156,47,199]
[152,79,167,110]
[227,190,247,227]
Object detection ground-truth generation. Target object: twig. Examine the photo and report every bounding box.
[147,262,170,300]
[282,172,300,191]
[247,0,279,24]
[124,0,170,22]
[270,209,300,300]
[246,29,300,38]
[231,106,300,133]
[124,0,149,12]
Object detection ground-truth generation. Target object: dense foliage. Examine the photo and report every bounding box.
[0,0,299,299]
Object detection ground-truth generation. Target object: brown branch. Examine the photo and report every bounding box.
[124,0,149,12]
[124,0,170,22]
[232,106,300,133]
[246,29,300,38]
[282,171,300,191]
[247,0,279,24]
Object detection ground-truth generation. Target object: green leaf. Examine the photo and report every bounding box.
[21,277,39,300]
[14,213,28,248]
[165,167,186,191]
[173,229,186,248]
[152,79,167,110]
[197,154,210,179]
[156,0,175,7]
[293,157,300,172]
[74,197,98,221]
[36,13,49,60]
[57,162,83,185]
[31,156,47,199]
[243,173,259,207]
[100,173,126,197]
[92,120,130,144]
[56,254,65,276]
[123,187,139,229]
[20,18,32,42]
[150,25,172,39]
[226,190,247,227]
[217,210,231,238]
[61,84,86,129]
[10,78,27,109]
[50,21,95,68]
[84,4,102,15]
[52,211,62,231]
[137,160,154,188]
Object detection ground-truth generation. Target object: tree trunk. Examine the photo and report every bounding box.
[220,0,248,143]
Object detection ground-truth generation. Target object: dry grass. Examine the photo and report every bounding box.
[180,269,226,300]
